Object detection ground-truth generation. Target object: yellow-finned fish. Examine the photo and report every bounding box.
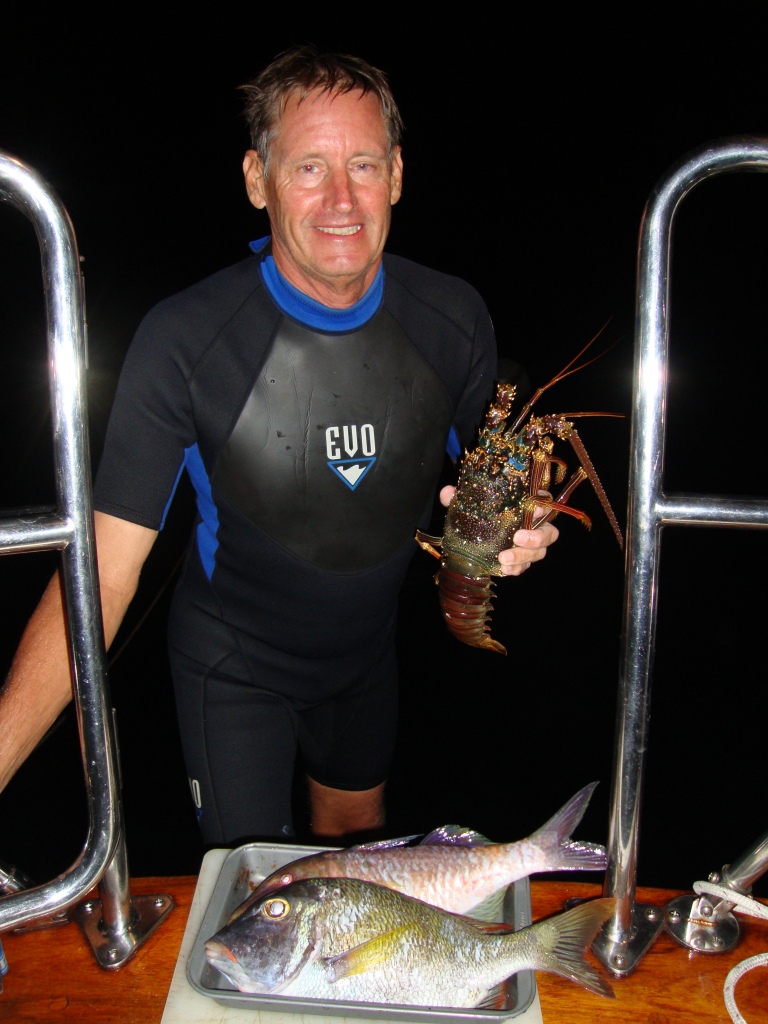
[231,782,605,923]
[205,877,615,1007]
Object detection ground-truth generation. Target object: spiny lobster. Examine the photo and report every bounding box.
[415,335,625,655]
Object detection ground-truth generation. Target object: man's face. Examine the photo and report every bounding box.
[243,88,403,307]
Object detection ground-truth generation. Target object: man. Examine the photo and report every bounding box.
[0,46,557,847]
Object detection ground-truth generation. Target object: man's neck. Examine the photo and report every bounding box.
[271,254,381,309]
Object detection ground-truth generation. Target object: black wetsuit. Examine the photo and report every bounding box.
[93,240,497,843]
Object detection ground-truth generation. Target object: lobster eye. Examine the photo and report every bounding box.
[264,897,290,919]
[280,872,293,886]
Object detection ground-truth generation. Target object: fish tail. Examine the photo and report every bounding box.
[530,897,615,998]
[531,782,607,871]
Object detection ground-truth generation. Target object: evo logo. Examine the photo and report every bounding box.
[326,424,376,490]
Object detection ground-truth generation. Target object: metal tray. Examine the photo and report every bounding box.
[186,842,536,1022]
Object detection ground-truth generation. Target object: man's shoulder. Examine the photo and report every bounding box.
[382,252,489,326]
[146,254,266,325]
[383,252,486,306]
[124,254,277,373]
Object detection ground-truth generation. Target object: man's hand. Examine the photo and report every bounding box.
[438,485,560,578]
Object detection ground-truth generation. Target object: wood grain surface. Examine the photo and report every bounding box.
[0,878,765,1023]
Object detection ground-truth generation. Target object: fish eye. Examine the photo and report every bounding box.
[263,897,290,919]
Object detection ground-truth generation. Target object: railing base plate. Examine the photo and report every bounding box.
[74,893,174,969]
[664,892,740,953]
[565,896,665,976]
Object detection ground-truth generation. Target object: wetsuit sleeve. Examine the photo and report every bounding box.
[92,302,195,530]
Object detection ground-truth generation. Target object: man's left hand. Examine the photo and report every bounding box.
[439,484,560,578]
[496,521,559,576]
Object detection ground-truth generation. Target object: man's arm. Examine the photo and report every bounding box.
[0,512,158,793]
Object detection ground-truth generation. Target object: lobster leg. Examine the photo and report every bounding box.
[523,452,592,533]
[522,449,551,531]
[414,530,443,561]
[528,466,592,531]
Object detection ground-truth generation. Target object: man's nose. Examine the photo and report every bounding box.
[325,168,354,210]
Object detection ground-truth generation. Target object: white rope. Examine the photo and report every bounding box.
[693,881,768,1024]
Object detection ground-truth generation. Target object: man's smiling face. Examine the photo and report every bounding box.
[243,87,403,308]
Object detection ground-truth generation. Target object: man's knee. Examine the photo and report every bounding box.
[307,776,386,840]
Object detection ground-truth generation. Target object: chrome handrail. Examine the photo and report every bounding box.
[596,137,768,975]
[0,151,119,930]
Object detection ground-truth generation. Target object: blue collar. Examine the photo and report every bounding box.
[249,236,384,333]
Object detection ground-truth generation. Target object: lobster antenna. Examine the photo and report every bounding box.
[508,320,615,433]
[560,411,625,419]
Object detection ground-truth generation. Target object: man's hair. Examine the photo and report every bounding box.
[240,45,404,171]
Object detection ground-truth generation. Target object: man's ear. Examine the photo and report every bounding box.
[243,150,267,210]
[390,146,403,206]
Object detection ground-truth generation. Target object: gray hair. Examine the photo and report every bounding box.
[240,45,404,173]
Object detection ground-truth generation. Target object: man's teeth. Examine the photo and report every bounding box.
[317,225,362,236]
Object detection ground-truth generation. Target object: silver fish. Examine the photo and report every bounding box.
[205,877,615,1008]
[232,781,605,922]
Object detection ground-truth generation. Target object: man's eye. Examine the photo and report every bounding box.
[299,164,317,173]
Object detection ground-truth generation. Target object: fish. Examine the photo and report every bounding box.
[205,877,615,1007]
[231,781,606,923]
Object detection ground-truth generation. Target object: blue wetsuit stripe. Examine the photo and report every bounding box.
[184,443,219,579]
[446,426,461,462]
[160,459,186,530]
[256,248,384,333]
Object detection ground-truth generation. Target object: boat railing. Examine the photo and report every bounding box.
[3,138,768,981]
[0,151,173,966]
[596,137,768,976]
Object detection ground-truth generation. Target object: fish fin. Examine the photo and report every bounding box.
[529,782,607,872]
[420,825,493,848]
[554,840,607,871]
[465,887,508,923]
[532,897,615,998]
[323,924,421,981]
[476,981,509,1010]
[347,835,422,852]
[475,974,512,1007]
[456,913,513,934]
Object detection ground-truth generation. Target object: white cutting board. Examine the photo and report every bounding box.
[160,848,544,1024]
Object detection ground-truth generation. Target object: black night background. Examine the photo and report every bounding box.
[0,5,766,903]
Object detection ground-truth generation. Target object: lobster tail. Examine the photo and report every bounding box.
[437,567,507,655]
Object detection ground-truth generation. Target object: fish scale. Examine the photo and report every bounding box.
[205,876,615,1007]
[231,781,606,922]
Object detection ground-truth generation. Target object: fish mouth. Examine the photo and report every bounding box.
[205,939,239,968]
[204,940,268,993]
[204,936,319,995]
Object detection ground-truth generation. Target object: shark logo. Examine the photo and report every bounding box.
[328,457,377,490]
[326,424,376,491]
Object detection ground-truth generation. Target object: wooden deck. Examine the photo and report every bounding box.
[0,877,765,1022]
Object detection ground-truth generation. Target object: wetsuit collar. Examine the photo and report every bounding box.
[249,236,384,333]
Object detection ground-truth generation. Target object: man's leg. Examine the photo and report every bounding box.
[171,643,299,844]
[308,776,386,840]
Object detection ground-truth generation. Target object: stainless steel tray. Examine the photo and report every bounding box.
[186,842,536,1022]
